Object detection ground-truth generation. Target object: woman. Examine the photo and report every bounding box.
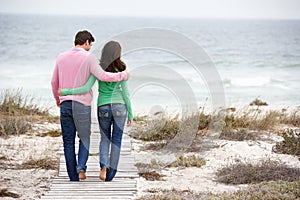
[60,41,133,181]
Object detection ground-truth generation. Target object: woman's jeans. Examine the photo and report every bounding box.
[98,104,127,181]
[60,101,91,181]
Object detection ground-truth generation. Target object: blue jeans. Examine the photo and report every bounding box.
[98,104,127,181]
[60,101,91,181]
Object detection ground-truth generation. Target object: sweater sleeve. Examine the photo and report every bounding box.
[120,81,133,120]
[88,54,127,82]
[61,75,96,96]
[51,62,60,103]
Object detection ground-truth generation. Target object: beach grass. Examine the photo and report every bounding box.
[0,89,58,137]
[38,130,61,137]
[0,89,48,116]
[133,99,300,199]
[0,188,21,198]
[219,181,300,200]
[216,158,300,184]
[273,129,300,156]
[135,154,206,182]
[167,154,206,168]
[135,160,165,181]
[137,181,300,200]
[22,158,59,170]
[132,99,300,144]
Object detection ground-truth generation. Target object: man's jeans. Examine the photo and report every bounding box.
[97,104,127,181]
[60,101,91,181]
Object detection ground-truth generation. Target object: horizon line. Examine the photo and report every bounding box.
[1,11,300,21]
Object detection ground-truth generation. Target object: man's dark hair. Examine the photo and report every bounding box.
[74,30,95,46]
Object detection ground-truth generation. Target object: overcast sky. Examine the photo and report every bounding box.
[0,0,300,19]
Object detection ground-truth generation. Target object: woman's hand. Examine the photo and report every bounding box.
[58,88,62,96]
[124,70,130,80]
[127,120,132,126]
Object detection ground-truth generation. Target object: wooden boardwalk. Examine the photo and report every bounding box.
[41,122,138,200]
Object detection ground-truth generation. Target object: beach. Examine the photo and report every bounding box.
[133,130,300,198]
[130,105,300,199]
[0,13,299,199]
[0,121,61,199]
[0,104,299,199]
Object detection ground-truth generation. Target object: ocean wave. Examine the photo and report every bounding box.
[226,76,271,87]
[281,63,300,68]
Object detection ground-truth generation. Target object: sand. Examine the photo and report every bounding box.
[132,132,300,197]
[0,105,299,199]
[0,122,61,200]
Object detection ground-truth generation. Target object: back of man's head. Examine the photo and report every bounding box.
[74,30,95,46]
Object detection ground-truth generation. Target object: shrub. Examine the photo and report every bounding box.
[22,158,58,170]
[0,89,54,137]
[250,98,268,106]
[280,108,300,127]
[273,129,300,156]
[0,116,31,137]
[0,188,20,198]
[216,159,300,184]
[219,181,300,200]
[220,128,257,141]
[168,154,206,168]
[0,89,48,116]
[135,162,164,181]
[131,117,179,141]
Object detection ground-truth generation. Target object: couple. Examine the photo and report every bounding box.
[51,30,133,182]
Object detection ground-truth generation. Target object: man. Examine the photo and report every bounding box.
[51,30,128,181]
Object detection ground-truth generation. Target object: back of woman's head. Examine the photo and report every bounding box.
[100,41,126,72]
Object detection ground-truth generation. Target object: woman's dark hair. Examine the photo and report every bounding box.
[74,30,95,46]
[100,41,126,72]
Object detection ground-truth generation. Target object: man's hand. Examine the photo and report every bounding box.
[56,100,60,108]
[58,88,62,96]
[127,119,132,126]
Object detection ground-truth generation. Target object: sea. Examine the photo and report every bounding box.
[0,13,299,116]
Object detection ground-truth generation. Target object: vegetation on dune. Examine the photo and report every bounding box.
[131,98,300,144]
[216,158,300,184]
[137,181,300,200]
[133,99,300,200]
[0,89,59,137]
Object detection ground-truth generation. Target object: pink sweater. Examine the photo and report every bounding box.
[51,48,127,106]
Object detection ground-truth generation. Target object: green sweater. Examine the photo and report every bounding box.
[61,75,133,120]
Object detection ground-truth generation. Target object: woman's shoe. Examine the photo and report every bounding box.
[99,167,107,181]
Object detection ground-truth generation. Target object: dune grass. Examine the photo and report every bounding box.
[138,181,300,200]
[0,89,58,137]
[0,188,21,198]
[0,89,48,116]
[22,158,59,170]
[133,99,300,200]
[273,129,300,156]
[216,158,300,185]
[132,99,300,144]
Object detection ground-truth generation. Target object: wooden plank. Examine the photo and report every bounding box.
[41,196,133,200]
[42,122,138,200]
[44,192,135,196]
[49,186,137,190]
[49,184,136,188]
[51,178,137,184]
[58,167,138,173]
[58,172,139,178]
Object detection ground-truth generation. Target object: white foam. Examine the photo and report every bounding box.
[230,76,271,87]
